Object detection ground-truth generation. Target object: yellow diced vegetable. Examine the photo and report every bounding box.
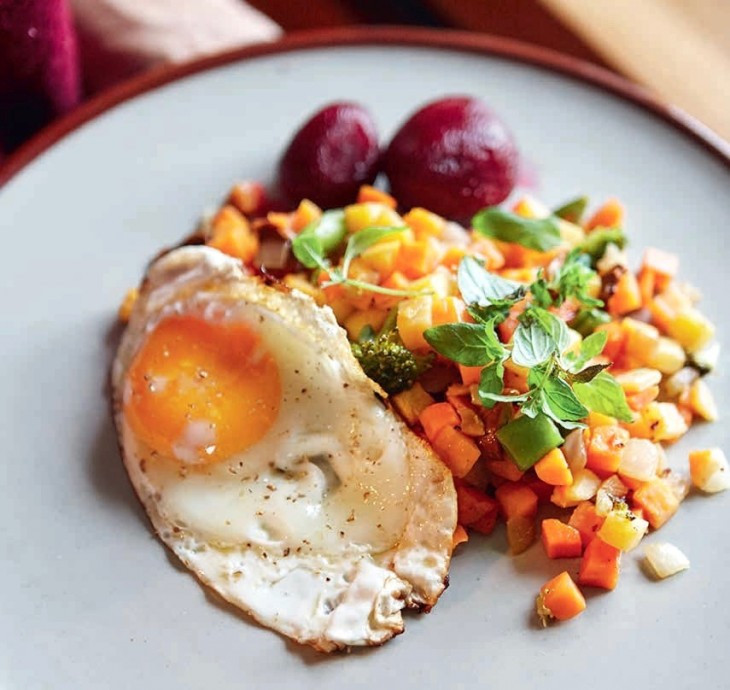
[665,307,715,353]
[645,336,685,374]
[391,382,435,425]
[409,266,452,299]
[397,296,433,351]
[360,240,402,277]
[689,448,730,493]
[624,402,688,442]
[622,318,660,359]
[688,378,718,421]
[344,202,406,234]
[344,309,388,341]
[403,207,446,239]
[597,507,649,551]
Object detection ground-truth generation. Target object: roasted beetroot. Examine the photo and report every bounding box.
[277,102,380,209]
[383,97,518,221]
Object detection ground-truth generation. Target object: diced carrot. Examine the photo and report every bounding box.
[452,524,469,549]
[535,448,573,486]
[568,501,605,547]
[395,238,441,279]
[228,180,268,217]
[455,484,499,535]
[419,402,460,442]
[578,537,621,590]
[586,411,617,429]
[538,571,586,621]
[626,385,660,412]
[431,426,481,478]
[495,482,538,519]
[486,458,524,482]
[266,211,294,238]
[458,364,483,386]
[374,270,411,310]
[506,516,536,554]
[586,426,630,476]
[440,245,467,269]
[595,321,626,362]
[468,236,506,270]
[586,198,624,231]
[291,199,322,232]
[207,205,259,263]
[541,519,583,559]
[637,268,657,305]
[397,295,433,351]
[632,479,680,529]
[498,299,528,343]
[503,359,530,393]
[608,271,642,316]
[356,185,397,209]
[403,206,446,238]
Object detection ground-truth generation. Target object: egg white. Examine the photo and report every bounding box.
[112,246,457,651]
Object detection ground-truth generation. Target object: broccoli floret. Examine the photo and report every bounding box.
[351,332,431,395]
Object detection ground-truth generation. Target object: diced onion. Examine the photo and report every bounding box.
[644,542,690,579]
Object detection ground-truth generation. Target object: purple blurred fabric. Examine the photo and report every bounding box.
[0,0,81,153]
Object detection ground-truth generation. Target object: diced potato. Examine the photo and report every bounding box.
[557,218,586,247]
[689,448,730,493]
[410,266,452,299]
[360,240,402,277]
[688,378,718,421]
[551,469,601,508]
[645,336,685,374]
[391,383,434,425]
[622,318,660,359]
[624,402,688,442]
[615,368,662,395]
[598,507,649,551]
[665,307,715,353]
[397,296,433,351]
[643,542,690,579]
[344,202,406,234]
[618,439,660,483]
[344,309,387,341]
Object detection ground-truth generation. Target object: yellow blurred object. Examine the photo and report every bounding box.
[665,307,715,353]
[403,207,447,239]
[597,508,648,551]
[397,296,434,351]
[290,199,322,232]
[118,287,139,322]
[344,202,405,234]
[688,378,718,421]
[360,240,401,277]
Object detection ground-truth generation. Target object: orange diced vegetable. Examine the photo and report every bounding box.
[496,483,538,519]
[535,448,573,486]
[431,426,481,478]
[525,477,555,503]
[638,268,656,305]
[356,185,397,208]
[537,571,586,622]
[432,296,467,326]
[541,519,583,559]
[641,247,679,284]
[208,205,259,263]
[452,524,469,549]
[569,501,605,547]
[506,516,536,554]
[397,296,433,351]
[632,479,680,529]
[455,484,499,535]
[419,402,460,442]
[291,199,322,231]
[608,271,642,316]
[578,537,621,590]
[498,299,527,342]
[586,198,624,230]
[228,180,267,216]
[596,321,626,361]
[458,364,483,386]
[403,206,446,237]
[626,385,660,411]
[396,238,441,279]
[689,448,730,493]
[586,426,630,475]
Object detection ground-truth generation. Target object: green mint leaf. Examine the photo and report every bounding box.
[529,276,552,309]
[569,307,612,336]
[511,320,554,367]
[292,209,346,268]
[423,323,502,366]
[477,361,506,408]
[525,306,570,354]
[342,225,406,275]
[567,330,608,372]
[553,196,589,224]
[541,375,589,424]
[573,371,634,422]
[472,208,562,252]
[457,256,521,306]
[569,362,611,383]
[292,233,328,270]
[548,250,603,308]
[580,227,626,263]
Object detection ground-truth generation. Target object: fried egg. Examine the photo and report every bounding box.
[112,246,457,652]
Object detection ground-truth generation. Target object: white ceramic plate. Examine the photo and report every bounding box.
[1,29,729,690]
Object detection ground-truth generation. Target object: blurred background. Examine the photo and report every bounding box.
[1,0,729,160]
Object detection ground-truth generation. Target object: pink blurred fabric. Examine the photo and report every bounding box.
[0,0,280,157]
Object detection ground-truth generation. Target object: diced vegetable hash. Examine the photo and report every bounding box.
[122,182,726,625]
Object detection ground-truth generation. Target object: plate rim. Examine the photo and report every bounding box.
[0,25,728,189]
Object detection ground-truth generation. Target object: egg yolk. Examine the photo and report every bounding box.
[124,314,281,464]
